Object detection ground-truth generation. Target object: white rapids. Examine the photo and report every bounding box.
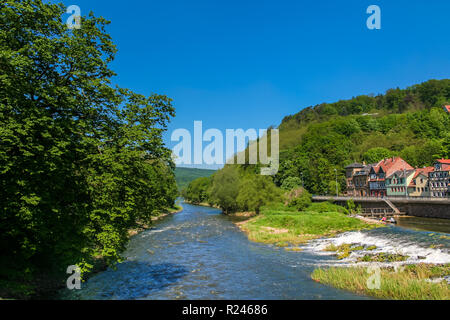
[302,231,450,267]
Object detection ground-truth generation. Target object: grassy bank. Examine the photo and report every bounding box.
[311,264,450,300]
[234,202,377,245]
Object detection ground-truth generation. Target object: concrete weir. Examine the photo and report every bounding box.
[312,196,450,219]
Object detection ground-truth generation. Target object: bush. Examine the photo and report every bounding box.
[308,202,349,214]
[184,177,211,204]
[281,176,303,190]
[237,174,281,214]
[286,188,312,211]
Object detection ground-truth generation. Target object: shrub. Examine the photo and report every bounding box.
[286,188,312,211]
[281,176,303,190]
[308,202,349,214]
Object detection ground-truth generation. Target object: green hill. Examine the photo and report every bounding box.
[181,78,449,212]
[175,167,216,191]
[213,79,450,196]
[278,79,450,150]
[272,79,450,194]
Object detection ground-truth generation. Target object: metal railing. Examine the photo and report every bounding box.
[312,195,450,202]
[359,208,403,217]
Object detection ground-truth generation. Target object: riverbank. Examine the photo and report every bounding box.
[311,264,450,300]
[231,203,450,299]
[0,204,183,300]
[63,201,382,300]
[57,201,450,300]
[188,200,450,299]
[81,203,184,288]
[182,200,220,209]
[305,222,450,300]
[231,202,379,246]
[128,204,183,237]
[353,215,385,225]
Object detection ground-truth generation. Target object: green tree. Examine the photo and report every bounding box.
[442,132,450,159]
[280,176,303,190]
[209,166,240,214]
[400,145,420,167]
[328,180,341,196]
[347,199,356,215]
[287,188,312,211]
[237,175,280,214]
[0,0,177,296]
[184,177,211,204]
[384,88,407,112]
[363,147,394,163]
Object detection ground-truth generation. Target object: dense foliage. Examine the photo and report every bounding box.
[285,188,312,211]
[275,105,449,195]
[0,0,177,297]
[181,177,211,205]
[280,79,450,132]
[183,165,282,214]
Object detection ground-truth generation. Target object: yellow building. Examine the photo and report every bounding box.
[407,167,433,197]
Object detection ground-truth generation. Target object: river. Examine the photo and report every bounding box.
[61,202,450,300]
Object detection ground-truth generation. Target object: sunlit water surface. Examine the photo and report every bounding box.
[61,202,449,300]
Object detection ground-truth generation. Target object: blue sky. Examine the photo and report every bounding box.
[61,0,450,168]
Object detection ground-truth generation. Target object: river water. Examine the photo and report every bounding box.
[62,202,450,300]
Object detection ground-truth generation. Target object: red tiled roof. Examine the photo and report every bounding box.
[408,167,434,187]
[444,105,450,113]
[414,167,434,178]
[379,157,414,176]
[368,157,414,182]
[437,159,450,165]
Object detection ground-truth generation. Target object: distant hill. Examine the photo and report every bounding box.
[175,167,216,190]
